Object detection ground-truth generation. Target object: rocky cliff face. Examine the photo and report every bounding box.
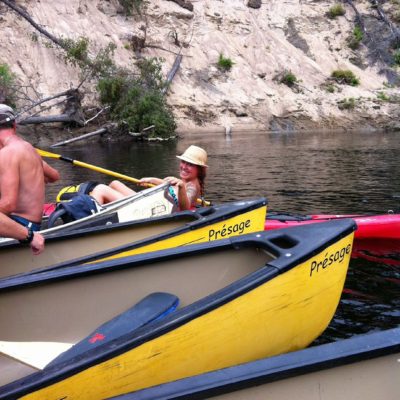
[1,0,399,133]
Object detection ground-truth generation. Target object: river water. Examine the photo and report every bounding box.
[43,129,400,343]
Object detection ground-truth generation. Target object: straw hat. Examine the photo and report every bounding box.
[177,145,208,167]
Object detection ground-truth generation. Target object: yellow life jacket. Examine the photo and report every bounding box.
[56,181,99,202]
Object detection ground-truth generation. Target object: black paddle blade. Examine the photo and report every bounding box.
[46,292,179,368]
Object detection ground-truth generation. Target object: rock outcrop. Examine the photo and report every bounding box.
[1,0,399,133]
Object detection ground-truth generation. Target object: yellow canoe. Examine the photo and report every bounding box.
[0,218,356,399]
[0,198,267,278]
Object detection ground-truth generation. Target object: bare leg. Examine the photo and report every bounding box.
[109,180,136,196]
[90,184,127,205]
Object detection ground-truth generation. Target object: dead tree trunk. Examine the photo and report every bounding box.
[18,89,85,126]
[18,114,84,126]
[0,0,66,49]
[162,54,182,94]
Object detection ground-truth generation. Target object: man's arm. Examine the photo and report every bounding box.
[43,160,60,183]
[0,212,45,254]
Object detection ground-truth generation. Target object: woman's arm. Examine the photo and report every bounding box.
[140,177,164,186]
[163,177,197,211]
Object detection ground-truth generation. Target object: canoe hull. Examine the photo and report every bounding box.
[118,328,400,400]
[0,219,356,399]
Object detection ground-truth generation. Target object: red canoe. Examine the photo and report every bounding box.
[265,212,400,265]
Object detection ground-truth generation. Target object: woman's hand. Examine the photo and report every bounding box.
[164,176,183,187]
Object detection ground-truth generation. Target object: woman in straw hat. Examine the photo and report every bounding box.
[108,145,208,211]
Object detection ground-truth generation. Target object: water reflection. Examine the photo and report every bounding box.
[45,130,400,214]
[43,129,400,341]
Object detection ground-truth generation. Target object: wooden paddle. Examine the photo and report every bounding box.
[37,148,211,206]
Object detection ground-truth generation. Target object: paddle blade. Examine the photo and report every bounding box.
[46,292,179,368]
[36,148,62,159]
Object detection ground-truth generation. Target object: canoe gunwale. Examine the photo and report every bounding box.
[237,218,357,273]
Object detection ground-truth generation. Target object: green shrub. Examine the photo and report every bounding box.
[217,54,234,71]
[61,37,116,78]
[0,63,17,107]
[328,4,346,19]
[118,0,143,15]
[325,84,336,93]
[97,58,176,138]
[337,97,356,110]
[62,36,90,67]
[348,26,363,49]
[331,69,360,86]
[377,92,390,101]
[393,50,400,66]
[280,71,298,87]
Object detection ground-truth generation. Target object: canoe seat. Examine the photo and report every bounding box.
[46,292,179,368]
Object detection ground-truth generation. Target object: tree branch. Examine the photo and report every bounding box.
[16,89,75,121]
[0,0,66,49]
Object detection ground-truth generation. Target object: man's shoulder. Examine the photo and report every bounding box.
[10,139,36,154]
[1,140,36,164]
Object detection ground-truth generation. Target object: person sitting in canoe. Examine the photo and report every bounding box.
[0,104,60,233]
[103,145,208,211]
[55,145,208,213]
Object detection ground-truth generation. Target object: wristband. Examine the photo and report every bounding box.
[19,228,34,244]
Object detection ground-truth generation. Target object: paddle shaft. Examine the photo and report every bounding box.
[37,148,210,206]
[58,154,145,186]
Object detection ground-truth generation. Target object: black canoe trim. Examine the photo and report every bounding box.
[0,219,356,399]
[111,327,400,400]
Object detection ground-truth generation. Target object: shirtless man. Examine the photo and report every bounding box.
[0,104,59,248]
[0,211,44,254]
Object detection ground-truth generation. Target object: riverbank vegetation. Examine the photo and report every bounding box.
[0,0,176,139]
[0,63,17,106]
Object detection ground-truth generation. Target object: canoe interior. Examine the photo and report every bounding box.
[0,246,273,386]
[42,183,176,233]
[0,217,192,277]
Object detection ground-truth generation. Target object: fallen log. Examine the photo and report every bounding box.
[50,127,108,147]
[18,114,85,126]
